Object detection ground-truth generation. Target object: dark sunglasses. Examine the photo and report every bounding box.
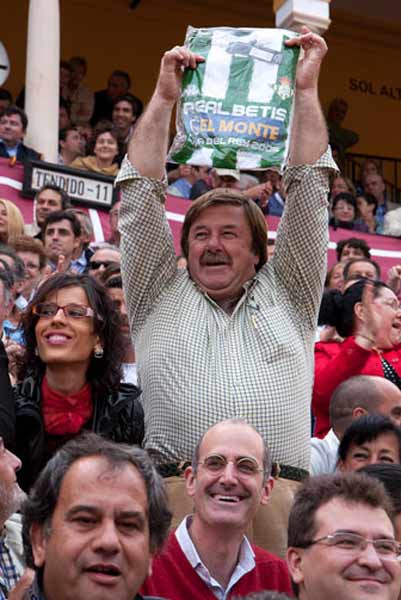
[89,260,114,270]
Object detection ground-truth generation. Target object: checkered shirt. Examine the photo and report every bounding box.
[0,532,19,598]
[117,149,336,470]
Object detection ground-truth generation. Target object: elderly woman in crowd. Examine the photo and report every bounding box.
[70,124,120,175]
[14,272,143,490]
[312,279,401,438]
[0,200,24,244]
[329,192,368,232]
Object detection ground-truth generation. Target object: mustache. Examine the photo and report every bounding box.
[200,251,230,266]
[344,567,393,584]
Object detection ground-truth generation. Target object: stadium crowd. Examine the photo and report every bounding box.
[0,27,400,600]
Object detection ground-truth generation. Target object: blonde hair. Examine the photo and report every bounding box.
[0,199,25,243]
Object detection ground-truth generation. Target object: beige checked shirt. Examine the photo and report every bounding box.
[117,150,336,470]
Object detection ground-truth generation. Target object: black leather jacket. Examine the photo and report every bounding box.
[14,374,144,491]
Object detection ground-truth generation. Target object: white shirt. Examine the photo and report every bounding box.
[310,428,339,476]
[175,516,255,600]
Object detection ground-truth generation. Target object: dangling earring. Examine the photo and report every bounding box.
[93,346,104,359]
[34,347,39,356]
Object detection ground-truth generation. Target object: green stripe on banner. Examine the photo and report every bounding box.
[225,56,254,108]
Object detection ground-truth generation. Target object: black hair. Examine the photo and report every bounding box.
[336,238,371,261]
[343,257,381,282]
[110,70,131,89]
[113,93,143,118]
[332,192,357,211]
[338,415,401,464]
[3,106,28,131]
[43,210,81,238]
[35,185,71,210]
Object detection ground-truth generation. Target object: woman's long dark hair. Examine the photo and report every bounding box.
[318,279,390,338]
[18,273,124,395]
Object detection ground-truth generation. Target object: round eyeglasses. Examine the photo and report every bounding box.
[198,454,264,477]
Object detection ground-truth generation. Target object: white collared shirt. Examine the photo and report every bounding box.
[175,516,255,600]
[310,428,340,475]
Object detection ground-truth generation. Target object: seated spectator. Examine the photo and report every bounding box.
[108,200,121,246]
[87,243,120,278]
[92,70,141,125]
[310,375,401,476]
[70,209,94,273]
[11,235,47,303]
[141,419,292,600]
[104,274,137,385]
[0,270,17,447]
[329,175,356,203]
[312,279,401,438]
[0,89,12,117]
[0,200,25,244]
[112,93,143,147]
[70,124,120,175]
[26,184,71,239]
[0,245,27,344]
[215,168,241,189]
[266,239,275,261]
[343,257,380,284]
[356,158,380,195]
[43,210,81,272]
[0,107,41,164]
[59,97,71,131]
[14,273,144,491]
[359,463,401,539]
[64,56,94,125]
[58,126,82,166]
[176,255,187,269]
[356,192,378,233]
[76,122,93,156]
[364,172,399,234]
[168,165,208,199]
[338,415,401,471]
[336,237,371,263]
[329,193,368,232]
[286,472,401,600]
[324,262,344,292]
[59,60,72,103]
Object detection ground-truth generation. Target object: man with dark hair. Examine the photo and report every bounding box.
[92,70,141,125]
[70,209,94,273]
[59,98,71,130]
[338,415,401,471]
[141,419,292,599]
[22,432,171,600]
[28,184,71,239]
[12,234,47,303]
[117,32,337,557]
[112,94,143,146]
[343,257,381,283]
[286,472,401,600]
[336,237,371,262]
[0,106,41,163]
[311,375,401,476]
[58,126,82,165]
[43,210,81,272]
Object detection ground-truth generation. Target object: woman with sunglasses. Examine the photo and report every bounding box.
[14,273,143,491]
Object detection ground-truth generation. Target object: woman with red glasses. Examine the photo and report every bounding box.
[14,272,143,490]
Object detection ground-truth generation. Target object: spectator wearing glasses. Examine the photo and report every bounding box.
[13,273,143,491]
[287,472,401,600]
[313,280,401,438]
[141,419,292,600]
[87,243,121,279]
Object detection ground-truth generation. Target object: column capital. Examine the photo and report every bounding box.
[274,0,332,34]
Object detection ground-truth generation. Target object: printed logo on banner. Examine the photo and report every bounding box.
[168,26,300,170]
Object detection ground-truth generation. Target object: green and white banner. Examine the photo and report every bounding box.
[168,26,300,170]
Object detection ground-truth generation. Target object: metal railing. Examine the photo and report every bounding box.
[345,152,401,205]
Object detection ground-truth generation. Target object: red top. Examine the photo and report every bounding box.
[312,337,401,438]
[141,531,292,600]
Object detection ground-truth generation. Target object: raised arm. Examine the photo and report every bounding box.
[286,27,328,165]
[128,47,204,178]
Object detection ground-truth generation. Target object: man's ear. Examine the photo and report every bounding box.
[260,475,274,506]
[184,465,196,499]
[30,522,48,568]
[352,407,368,419]
[287,547,305,585]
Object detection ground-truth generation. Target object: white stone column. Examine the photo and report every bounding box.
[274,0,331,34]
[24,0,60,162]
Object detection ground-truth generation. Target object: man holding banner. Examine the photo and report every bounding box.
[117,27,337,557]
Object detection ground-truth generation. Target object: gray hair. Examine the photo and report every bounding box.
[191,418,272,481]
[22,433,172,568]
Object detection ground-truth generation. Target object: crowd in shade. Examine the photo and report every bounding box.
[0,28,400,600]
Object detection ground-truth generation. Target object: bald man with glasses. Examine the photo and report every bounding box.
[141,419,292,600]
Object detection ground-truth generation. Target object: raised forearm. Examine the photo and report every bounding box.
[289,88,327,166]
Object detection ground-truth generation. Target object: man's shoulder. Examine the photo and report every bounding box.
[18,143,41,162]
[252,544,288,567]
